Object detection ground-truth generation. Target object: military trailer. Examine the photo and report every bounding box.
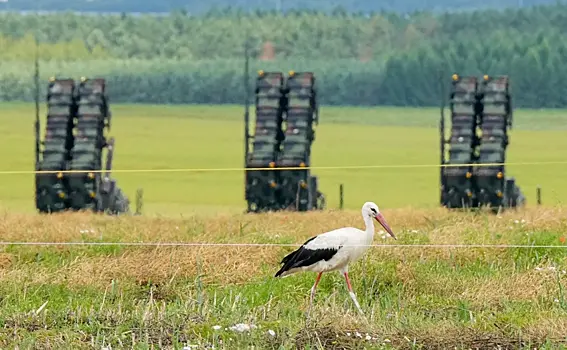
[276,71,322,211]
[244,71,286,212]
[244,70,325,213]
[440,74,525,212]
[35,76,129,214]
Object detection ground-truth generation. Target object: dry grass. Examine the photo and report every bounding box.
[1,205,567,348]
[1,204,565,242]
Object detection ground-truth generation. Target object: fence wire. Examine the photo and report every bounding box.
[0,242,566,249]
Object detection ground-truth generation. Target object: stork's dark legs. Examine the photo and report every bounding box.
[310,272,323,303]
[344,272,364,315]
[309,272,323,307]
[306,272,323,319]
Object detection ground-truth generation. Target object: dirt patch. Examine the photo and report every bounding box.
[295,326,567,350]
[398,328,567,350]
[294,326,366,350]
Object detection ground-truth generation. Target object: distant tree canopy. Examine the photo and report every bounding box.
[0,4,565,108]
[1,5,566,61]
[0,0,558,14]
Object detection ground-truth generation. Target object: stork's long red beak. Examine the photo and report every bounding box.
[375,213,397,240]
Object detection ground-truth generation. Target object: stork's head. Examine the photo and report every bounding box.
[362,202,397,240]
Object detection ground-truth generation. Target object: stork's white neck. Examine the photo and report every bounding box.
[363,214,375,237]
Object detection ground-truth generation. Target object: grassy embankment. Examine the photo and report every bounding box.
[0,207,566,348]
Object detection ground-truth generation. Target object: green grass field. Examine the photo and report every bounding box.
[0,102,566,215]
[1,103,567,349]
[1,208,567,349]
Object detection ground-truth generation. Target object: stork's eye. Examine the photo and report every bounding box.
[370,208,377,214]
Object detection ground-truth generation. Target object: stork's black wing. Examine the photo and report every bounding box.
[274,235,342,277]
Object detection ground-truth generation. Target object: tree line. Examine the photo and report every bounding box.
[1,5,567,60]
[0,0,556,15]
[0,5,566,107]
[1,51,564,108]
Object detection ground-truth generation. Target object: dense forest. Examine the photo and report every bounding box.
[0,4,566,107]
[0,0,558,14]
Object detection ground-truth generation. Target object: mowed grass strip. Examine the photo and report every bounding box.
[0,103,567,215]
[0,208,567,348]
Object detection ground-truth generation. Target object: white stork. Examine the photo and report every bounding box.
[274,201,397,315]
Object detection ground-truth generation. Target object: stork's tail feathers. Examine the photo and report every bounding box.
[280,249,298,265]
[274,248,300,277]
[274,267,287,278]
